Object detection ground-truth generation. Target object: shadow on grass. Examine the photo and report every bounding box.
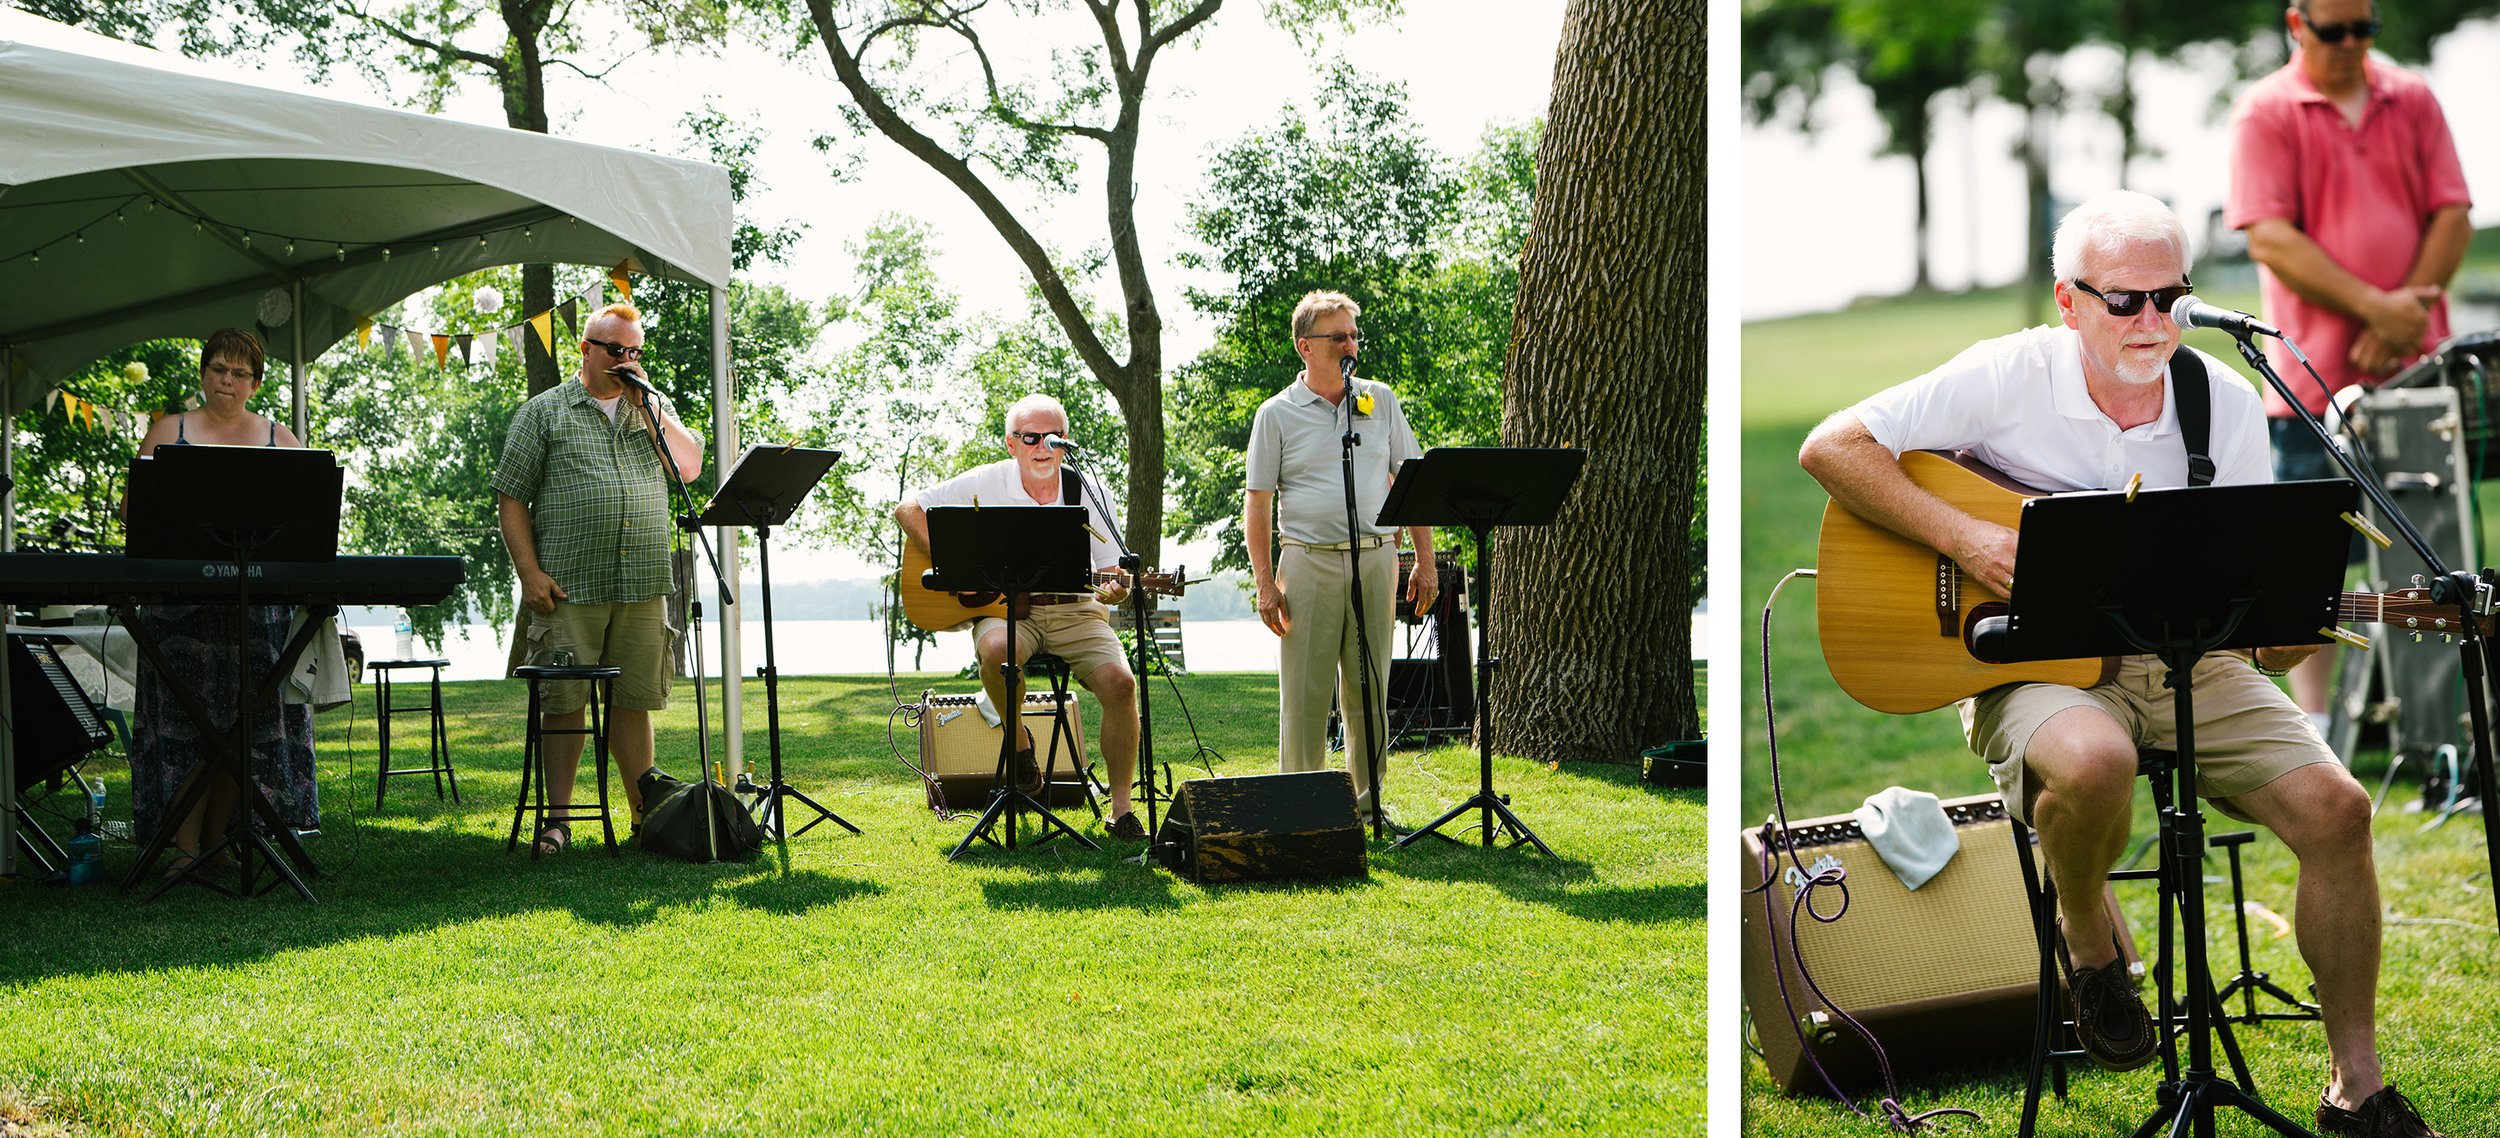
[1381,841,1701,924]
[720,869,887,915]
[0,821,779,984]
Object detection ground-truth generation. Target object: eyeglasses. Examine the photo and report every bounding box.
[1010,431,1061,446]
[1298,332,1361,347]
[2072,278,2194,319]
[2306,17,2380,43]
[586,338,646,360]
[204,363,260,381]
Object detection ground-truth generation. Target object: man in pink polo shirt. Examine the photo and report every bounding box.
[2226,0,2473,724]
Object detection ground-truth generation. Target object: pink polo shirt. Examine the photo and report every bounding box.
[2226,53,2471,416]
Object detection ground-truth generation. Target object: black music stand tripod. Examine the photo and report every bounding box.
[691,445,859,862]
[122,445,346,902]
[926,506,1101,861]
[1990,478,2356,1138]
[1386,447,1585,856]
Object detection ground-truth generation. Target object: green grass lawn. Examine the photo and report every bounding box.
[1741,282,2500,1135]
[2,671,1702,1136]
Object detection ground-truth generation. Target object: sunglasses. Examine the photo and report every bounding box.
[586,338,646,360]
[1298,332,1361,347]
[2072,278,2194,319]
[2306,17,2380,43]
[1010,431,1062,446]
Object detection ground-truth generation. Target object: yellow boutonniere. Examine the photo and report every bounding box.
[1354,391,1375,416]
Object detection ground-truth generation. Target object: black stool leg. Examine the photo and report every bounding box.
[432,666,459,804]
[508,676,541,853]
[592,676,617,856]
[374,667,394,811]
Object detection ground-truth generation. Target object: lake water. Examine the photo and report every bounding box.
[349,610,1710,682]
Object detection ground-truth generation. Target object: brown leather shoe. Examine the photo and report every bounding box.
[1105,811,1147,841]
[2317,1085,2443,1137]
[1012,745,1044,794]
[2067,957,2157,1071]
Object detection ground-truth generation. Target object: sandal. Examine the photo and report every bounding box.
[534,821,571,855]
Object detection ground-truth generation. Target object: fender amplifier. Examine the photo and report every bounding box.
[1738,792,2039,1095]
[917,690,1090,810]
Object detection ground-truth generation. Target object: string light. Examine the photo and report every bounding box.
[430,243,440,256]
[285,241,295,256]
[381,247,391,260]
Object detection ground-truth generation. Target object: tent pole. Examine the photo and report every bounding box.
[291,281,308,442]
[2,352,14,553]
[713,285,743,782]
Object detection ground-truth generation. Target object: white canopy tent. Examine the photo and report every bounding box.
[0,11,754,871]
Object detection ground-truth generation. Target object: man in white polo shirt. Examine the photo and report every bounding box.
[1244,290,1438,828]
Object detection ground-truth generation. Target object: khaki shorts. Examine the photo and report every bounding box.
[506,598,673,714]
[1963,652,2334,826]
[973,602,1127,682]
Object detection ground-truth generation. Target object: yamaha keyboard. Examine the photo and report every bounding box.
[0,553,464,606]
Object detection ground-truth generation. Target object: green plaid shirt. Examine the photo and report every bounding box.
[491,378,679,606]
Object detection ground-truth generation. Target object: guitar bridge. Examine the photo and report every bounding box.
[1935,554,1958,637]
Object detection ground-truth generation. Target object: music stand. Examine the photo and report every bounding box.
[1994,479,2354,1138]
[691,445,859,860]
[122,446,346,902]
[1383,447,1586,855]
[924,505,1101,860]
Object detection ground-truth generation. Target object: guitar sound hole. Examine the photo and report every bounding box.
[1963,602,2013,663]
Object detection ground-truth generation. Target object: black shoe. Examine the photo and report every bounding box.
[2317,1085,2443,1138]
[1012,746,1044,794]
[2067,957,2157,1072]
[1105,811,1148,841]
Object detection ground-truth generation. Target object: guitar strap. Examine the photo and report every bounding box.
[1060,466,1082,506]
[2171,349,2216,487]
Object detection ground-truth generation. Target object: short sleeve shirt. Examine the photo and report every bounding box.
[490,378,679,605]
[915,459,1121,571]
[1244,375,1423,543]
[2226,55,2473,414]
[1851,325,2272,493]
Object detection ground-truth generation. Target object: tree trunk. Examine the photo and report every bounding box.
[503,3,561,396]
[1490,0,1702,763]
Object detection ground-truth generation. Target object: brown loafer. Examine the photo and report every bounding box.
[1105,811,1147,841]
[2067,956,2157,1071]
[2317,1085,2443,1138]
[1013,745,1044,794]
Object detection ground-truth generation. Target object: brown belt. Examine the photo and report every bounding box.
[1027,593,1092,606]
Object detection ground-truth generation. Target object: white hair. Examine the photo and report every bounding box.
[2051,191,2192,284]
[1002,393,1067,438]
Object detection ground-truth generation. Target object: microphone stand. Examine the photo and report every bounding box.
[2208,336,2500,928]
[621,371,736,836]
[1058,448,1173,860]
[1334,359,1389,840]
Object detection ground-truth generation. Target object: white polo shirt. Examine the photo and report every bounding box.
[1245,374,1423,543]
[915,459,1121,571]
[1851,324,2271,493]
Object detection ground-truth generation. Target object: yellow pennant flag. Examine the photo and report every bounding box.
[431,334,451,369]
[529,311,555,355]
[358,317,373,349]
[610,263,631,300]
[79,396,95,431]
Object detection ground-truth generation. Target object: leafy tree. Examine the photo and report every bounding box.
[759,0,1396,569]
[1494,0,1701,762]
[1170,69,1530,571]
[9,342,210,553]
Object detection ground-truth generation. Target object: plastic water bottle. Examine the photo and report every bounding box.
[66,817,102,885]
[86,775,105,827]
[394,610,415,659]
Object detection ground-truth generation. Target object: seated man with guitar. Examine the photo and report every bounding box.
[895,394,1147,841]
[1801,191,2440,1136]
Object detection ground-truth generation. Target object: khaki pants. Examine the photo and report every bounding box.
[1278,541,1397,816]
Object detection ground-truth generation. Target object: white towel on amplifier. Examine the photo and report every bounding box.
[1853,786,1959,891]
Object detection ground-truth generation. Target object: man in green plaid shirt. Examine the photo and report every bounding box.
[493,302,704,855]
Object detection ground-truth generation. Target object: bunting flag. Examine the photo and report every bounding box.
[508,325,530,363]
[580,281,604,317]
[475,331,497,368]
[610,263,631,300]
[558,297,580,343]
[456,333,474,367]
[382,326,400,361]
[430,334,451,369]
[529,311,555,355]
[404,329,428,360]
[357,317,372,350]
[45,389,59,414]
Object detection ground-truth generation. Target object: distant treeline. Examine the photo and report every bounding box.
[737,572,1260,622]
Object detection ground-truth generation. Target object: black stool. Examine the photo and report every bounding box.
[505,664,622,859]
[2210,829,2322,1024]
[370,657,458,810]
[1021,652,1102,818]
[2011,748,2267,1136]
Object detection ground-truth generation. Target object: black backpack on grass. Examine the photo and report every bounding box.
[637,769,762,863]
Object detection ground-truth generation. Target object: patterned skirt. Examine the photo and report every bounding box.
[129,604,319,845]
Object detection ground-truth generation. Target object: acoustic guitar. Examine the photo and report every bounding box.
[1816,450,2487,715]
[897,540,1189,633]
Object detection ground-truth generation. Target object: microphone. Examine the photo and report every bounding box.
[606,367,657,394]
[1339,356,1355,382]
[2169,295,2280,338]
[1045,435,1080,454]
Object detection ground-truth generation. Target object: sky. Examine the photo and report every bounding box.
[99,1,1572,582]
[1743,19,2500,322]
